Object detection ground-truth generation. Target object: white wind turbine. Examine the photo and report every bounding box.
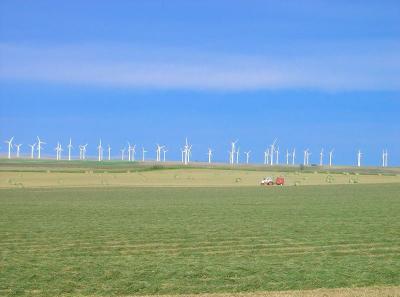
[264,149,270,165]
[36,137,45,159]
[58,142,63,160]
[275,147,279,165]
[357,149,362,167]
[306,150,311,166]
[292,148,296,165]
[28,143,36,159]
[270,139,277,165]
[303,149,310,166]
[15,144,22,158]
[5,137,14,159]
[82,144,88,160]
[107,145,111,161]
[230,140,238,164]
[244,150,251,164]
[382,149,388,167]
[181,148,185,163]
[319,149,324,166]
[55,142,63,160]
[329,149,334,167]
[131,145,136,162]
[127,142,132,161]
[162,148,168,162]
[67,138,73,161]
[183,138,192,165]
[207,148,213,164]
[142,147,147,162]
[97,139,103,161]
[236,147,240,164]
[286,149,290,165]
[156,144,164,162]
[121,147,126,161]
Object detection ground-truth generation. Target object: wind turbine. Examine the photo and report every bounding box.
[382,149,388,167]
[319,149,324,166]
[67,138,73,161]
[162,148,168,162]
[207,148,213,164]
[286,149,290,165]
[82,144,88,160]
[131,145,136,162]
[36,137,45,159]
[303,149,309,166]
[97,139,103,161]
[58,142,63,160]
[275,147,279,165]
[292,148,296,165]
[183,138,192,165]
[5,137,14,159]
[244,150,251,164]
[121,147,126,161]
[264,149,270,165]
[55,142,62,160]
[142,147,147,162]
[357,149,362,167]
[236,147,240,164]
[181,148,185,163]
[329,149,334,167]
[15,144,22,158]
[230,140,238,165]
[156,144,164,162]
[306,150,311,166]
[127,142,132,161]
[107,145,111,161]
[28,143,36,159]
[270,139,277,165]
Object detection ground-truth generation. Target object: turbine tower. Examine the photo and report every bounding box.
[275,147,279,165]
[67,138,73,161]
[5,137,14,159]
[236,147,240,164]
[107,145,111,161]
[36,137,45,159]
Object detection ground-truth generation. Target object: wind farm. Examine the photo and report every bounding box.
[1,1,400,297]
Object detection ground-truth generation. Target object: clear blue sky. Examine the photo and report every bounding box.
[1,1,399,165]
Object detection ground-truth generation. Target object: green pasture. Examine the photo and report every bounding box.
[1,184,399,296]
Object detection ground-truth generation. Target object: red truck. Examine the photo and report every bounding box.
[260,177,285,186]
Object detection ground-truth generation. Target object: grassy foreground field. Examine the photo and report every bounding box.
[1,184,399,296]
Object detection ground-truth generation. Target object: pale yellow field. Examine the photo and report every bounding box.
[1,168,400,188]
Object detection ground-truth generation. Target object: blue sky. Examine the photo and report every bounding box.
[0,1,399,165]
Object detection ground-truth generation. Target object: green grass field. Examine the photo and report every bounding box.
[1,184,399,296]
